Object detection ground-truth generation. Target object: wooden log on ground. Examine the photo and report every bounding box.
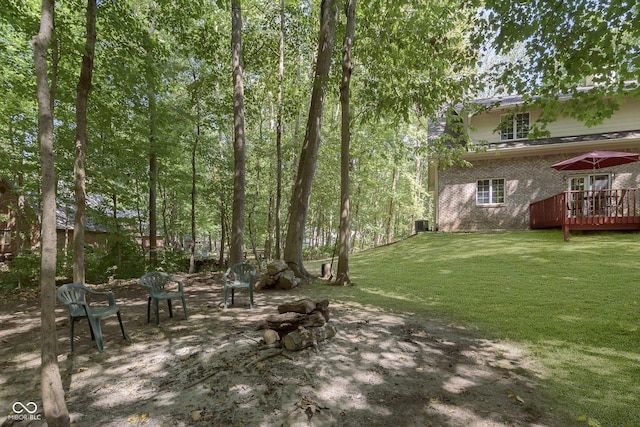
[265,312,307,334]
[278,299,317,314]
[321,263,332,278]
[266,312,306,325]
[254,278,266,291]
[301,311,326,328]
[314,299,330,321]
[283,324,337,351]
[265,311,326,336]
[263,329,280,345]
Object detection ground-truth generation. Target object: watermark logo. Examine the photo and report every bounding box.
[9,401,42,421]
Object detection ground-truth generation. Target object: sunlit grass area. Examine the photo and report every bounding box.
[306,230,640,426]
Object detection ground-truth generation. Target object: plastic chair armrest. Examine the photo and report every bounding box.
[105,292,116,306]
[165,276,184,293]
[83,288,117,305]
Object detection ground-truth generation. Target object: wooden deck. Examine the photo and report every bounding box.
[530,188,640,240]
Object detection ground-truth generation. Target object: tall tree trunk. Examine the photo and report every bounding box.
[386,167,398,244]
[16,176,24,288]
[189,70,200,274]
[10,121,25,287]
[264,194,273,259]
[248,193,262,271]
[134,179,147,260]
[148,129,157,267]
[189,123,198,273]
[73,0,96,285]
[230,0,246,266]
[336,0,356,286]
[160,185,169,249]
[284,0,338,278]
[111,194,122,269]
[63,202,70,265]
[215,95,226,267]
[412,138,424,234]
[219,199,226,267]
[33,0,70,424]
[275,0,284,260]
[146,26,158,268]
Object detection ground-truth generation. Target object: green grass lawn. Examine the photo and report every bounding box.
[306,230,640,426]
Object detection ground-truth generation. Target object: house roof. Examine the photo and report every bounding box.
[469,93,528,109]
[0,179,15,192]
[470,82,638,110]
[56,198,108,233]
[2,178,157,237]
[470,91,591,109]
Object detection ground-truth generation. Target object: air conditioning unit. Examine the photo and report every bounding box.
[415,220,428,233]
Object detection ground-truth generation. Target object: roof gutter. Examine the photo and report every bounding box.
[462,132,640,161]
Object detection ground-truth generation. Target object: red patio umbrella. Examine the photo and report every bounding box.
[550,150,640,171]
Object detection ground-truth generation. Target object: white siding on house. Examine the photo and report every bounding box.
[469,97,640,144]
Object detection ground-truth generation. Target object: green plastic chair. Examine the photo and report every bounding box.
[223,263,256,309]
[139,272,188,324]
[56,283,127,353]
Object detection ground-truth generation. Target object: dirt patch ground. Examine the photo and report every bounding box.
[0,272,575,426]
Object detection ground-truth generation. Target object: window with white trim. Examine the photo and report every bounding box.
[500,112,529,141]
[477,179,505,205]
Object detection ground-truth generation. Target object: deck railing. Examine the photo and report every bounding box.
[529,192,566,229]
[530,188,640,240]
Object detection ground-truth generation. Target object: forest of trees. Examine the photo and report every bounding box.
[3,0,637,280]
[2,0,485,283]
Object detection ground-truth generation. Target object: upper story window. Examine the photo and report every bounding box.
[500,112,529,141]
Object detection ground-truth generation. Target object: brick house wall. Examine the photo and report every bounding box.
[438,153,640,232]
